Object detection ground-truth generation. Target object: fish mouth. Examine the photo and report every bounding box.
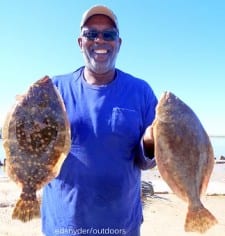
[160,91,171,100]
[161,91,177,101]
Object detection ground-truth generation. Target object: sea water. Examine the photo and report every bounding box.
[210,136,225,159]
[0,137,225,176]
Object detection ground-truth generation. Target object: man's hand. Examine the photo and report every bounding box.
[143,125,154,146]
[143,125,155,159]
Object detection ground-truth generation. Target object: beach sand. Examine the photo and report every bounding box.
[141,194,225,236]
[0,163,225,236]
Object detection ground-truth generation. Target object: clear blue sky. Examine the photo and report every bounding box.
[0,0,225,135]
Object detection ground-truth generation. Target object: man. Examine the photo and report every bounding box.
[41,5,157,236]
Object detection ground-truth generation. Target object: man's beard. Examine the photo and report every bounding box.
[82,49,118,74]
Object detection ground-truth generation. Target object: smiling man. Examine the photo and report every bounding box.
[79,15,120,79]
[41,5,158,236]
[78,7,121,84]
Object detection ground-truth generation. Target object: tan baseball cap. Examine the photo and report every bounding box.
[80,5,119,30]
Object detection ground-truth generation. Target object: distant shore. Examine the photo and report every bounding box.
[210,135,225,138]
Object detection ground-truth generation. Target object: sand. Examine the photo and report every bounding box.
[0,178,42,236]
[141,162,225,236]
[141,194,225,236]
[0,163,225,236]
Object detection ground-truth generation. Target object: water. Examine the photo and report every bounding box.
[0,139,6,176]
[210,136,225,159]
[0,137,225,176]
[0,139,5,164]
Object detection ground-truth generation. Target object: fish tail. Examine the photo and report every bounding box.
[12,198,40,222]
[185,206,218,233]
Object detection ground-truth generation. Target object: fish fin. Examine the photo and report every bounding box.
[12,198,40,222]
[185,207,218,233]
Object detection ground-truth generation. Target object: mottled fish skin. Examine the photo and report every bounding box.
[2,76,71,222]
[152,91,217,233]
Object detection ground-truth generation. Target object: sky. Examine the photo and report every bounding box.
[0,0,225,135]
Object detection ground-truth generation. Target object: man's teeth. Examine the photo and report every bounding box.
[94,49,107,54]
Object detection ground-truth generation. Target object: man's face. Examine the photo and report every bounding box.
[78,15,121,74]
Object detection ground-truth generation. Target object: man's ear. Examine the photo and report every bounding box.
[78,37,83,50]
[115,37,122,53]
[118,38,122,51]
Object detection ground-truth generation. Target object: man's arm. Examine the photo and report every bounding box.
[134,125,156,170]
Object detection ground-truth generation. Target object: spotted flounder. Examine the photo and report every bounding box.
[2,76,71,222]
[152,91,217,233]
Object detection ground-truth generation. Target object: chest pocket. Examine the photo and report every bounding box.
[111,107,141,141]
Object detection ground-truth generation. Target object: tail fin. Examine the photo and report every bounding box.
[185,206,218,233]
[12,198,40,222]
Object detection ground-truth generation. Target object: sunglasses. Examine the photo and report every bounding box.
[82,29,119,41]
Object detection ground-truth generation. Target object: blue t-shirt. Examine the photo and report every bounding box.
[41,67,157,236]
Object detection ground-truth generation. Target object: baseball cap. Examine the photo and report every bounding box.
[80,5,119,30]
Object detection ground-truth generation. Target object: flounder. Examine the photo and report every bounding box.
[2,76,71,222]
[152,91,217,233]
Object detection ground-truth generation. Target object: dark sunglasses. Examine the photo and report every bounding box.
[82,29,119,41]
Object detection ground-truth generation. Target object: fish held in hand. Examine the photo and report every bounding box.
[152,91,217,233]
[2,76,71,222]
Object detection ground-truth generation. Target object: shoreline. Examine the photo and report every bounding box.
[141,161,225,195]
[1,159,225,175]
